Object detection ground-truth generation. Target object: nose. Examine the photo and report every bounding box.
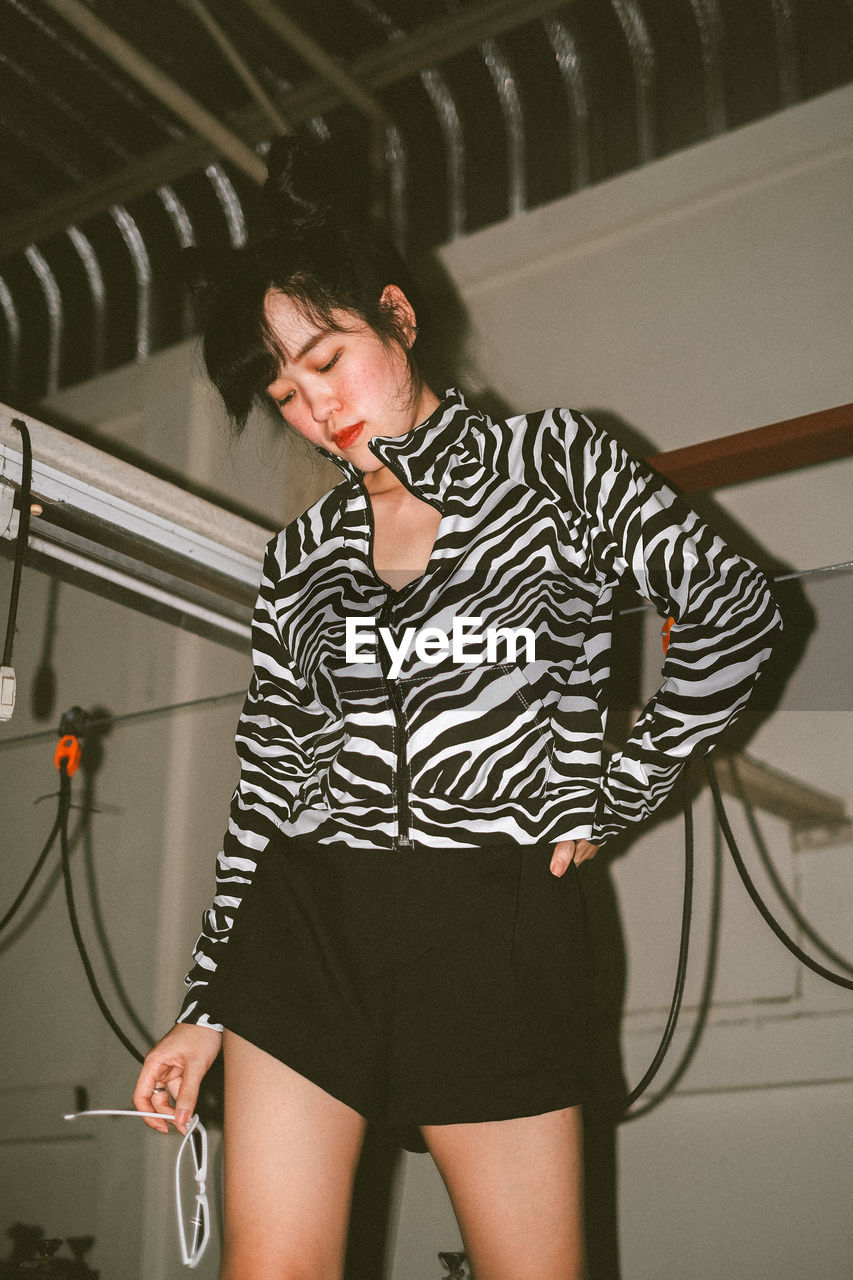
[308,384,342,424]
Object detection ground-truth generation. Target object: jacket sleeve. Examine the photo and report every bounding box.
[557,410,783,845]
[177,538,329,1027]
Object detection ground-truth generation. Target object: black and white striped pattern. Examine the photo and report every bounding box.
[179,388,781,1026]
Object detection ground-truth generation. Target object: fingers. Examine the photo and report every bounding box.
[573,839,600,865]
[133,1025,223,1136]
[550,840,575,877]
[133,1054,178,1134]
[550,838,600,875]
[173,1063,206,1134]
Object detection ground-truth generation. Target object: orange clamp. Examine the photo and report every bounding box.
[55,734,82,776]
[661,616,675,656]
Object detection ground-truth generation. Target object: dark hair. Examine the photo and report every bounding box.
[194,136,431,434]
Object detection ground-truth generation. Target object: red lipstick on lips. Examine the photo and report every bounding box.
[333,422,364,450]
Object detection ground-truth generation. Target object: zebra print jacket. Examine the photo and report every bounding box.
[178,387,781,1026]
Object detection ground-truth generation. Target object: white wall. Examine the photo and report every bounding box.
[390,85,853,1280]
[1,84,851,1280]
[0,349,336,1278]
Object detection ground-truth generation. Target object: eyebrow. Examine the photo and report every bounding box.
[280,327,336,370]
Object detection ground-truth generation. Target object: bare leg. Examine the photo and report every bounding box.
[219,1030,367,1280]
[422,1106,588,1280]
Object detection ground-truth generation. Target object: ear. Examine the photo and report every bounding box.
[379,284,418,348]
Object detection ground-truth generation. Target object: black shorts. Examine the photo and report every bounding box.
[207,835,594,1152]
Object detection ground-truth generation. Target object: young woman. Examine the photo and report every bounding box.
[134,139,781,1280]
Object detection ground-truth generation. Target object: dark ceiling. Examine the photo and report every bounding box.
[1,0,851,407]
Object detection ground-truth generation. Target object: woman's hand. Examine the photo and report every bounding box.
[133,1023,222,1135]
[550,839,599,876]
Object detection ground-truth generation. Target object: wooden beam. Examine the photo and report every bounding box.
[648,403,853,493]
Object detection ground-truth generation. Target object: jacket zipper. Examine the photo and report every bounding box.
[379,594,413,848]
[360,479,413,850]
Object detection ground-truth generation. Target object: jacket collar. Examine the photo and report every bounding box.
[314,387,482,510]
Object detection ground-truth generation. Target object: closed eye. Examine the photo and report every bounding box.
[318,351,341,373]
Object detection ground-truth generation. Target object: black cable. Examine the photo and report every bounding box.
[0,807,64,934]
[0,688,245,751]
[623,808,724,1122]
[2,417,33,668]
[57,765,146,1064]
[79,766,156,1047]
[728,757,853,976]
[621,775,695,1112]
[706,759,853,991]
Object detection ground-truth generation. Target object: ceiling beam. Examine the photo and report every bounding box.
[39,0,267,184]
[0,0,564,254]
[240,0,388,127]
[183,0,292,137]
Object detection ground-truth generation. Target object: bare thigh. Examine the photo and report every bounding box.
[422,1106,588,1280]
[219,1030,367,1280]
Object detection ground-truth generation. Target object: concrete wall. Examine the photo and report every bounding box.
[1,83,851,1280]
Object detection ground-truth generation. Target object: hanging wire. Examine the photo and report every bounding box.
[57,762,147,1064]
[0,804,64,935]
[618,559,853,615]
[2,418,32,669]
[705,760,853,991]
[622,805,724,1122]
[727,757,853,976]
[621,773,694,1110]
[0,689,244,751]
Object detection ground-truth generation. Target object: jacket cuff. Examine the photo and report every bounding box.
[176,987,224,1033]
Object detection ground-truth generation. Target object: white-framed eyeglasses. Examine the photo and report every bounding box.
[64,1109,210,1269]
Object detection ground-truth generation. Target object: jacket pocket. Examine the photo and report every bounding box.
[318,680,396,807]
[403,663,553,803]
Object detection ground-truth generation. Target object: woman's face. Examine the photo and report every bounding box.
[264,286,438,471]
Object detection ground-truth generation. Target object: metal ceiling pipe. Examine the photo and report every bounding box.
[769,0,800,106]
[109,206,152,360]
[482,39,526,217]
[612,0,657,164]
[67,226,106,373]
[688,0,727,136]
[0,0,570,252]
[352,1,467,240]
[544,17,591,190]
[39,0,267,183]
[205,164,247,247]
[0,278,21,396]
[23,245,62,395]
[355,0,577,85]
[157,187,196,249]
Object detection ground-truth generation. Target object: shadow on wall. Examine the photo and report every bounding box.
[584,407,815,751]
[334,307,812,1280]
